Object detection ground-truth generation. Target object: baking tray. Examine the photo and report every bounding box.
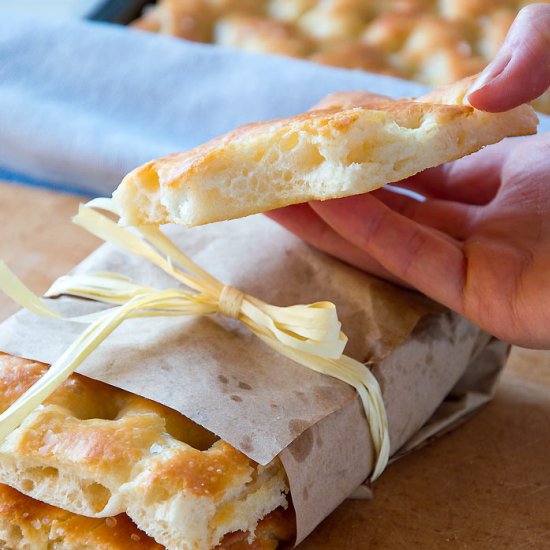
[87,0,151,24]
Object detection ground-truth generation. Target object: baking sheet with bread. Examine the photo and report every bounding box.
[113,76,537,227]
[131,0,550,114]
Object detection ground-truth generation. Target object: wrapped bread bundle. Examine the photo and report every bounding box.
[0,214,511,549]
[0,77,536,549]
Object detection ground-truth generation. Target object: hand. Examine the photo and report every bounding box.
[467,3,550,112]
[269,4,550,348]
[269,133,550,348]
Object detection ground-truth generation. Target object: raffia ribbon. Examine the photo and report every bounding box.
[0,199,390,480]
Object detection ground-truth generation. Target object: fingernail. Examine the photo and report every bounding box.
[467,71,493,98]
[466,55,511,100]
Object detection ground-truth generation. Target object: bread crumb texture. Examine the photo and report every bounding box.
[113,75,537,226]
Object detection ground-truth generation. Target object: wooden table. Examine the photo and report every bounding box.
[1,181,549,549]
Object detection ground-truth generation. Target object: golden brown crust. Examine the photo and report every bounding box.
[217,507,295,550]
[309,41,398,74]
[215,14,313,57]
[0,353,216,450]
[161,0,215,42]
[142,440,254,498]
[16,408,166,474]
[0,483,163,549]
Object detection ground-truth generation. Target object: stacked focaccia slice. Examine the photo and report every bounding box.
[0,354,293,550]
[0,483,163,550]
[0,484,292,549]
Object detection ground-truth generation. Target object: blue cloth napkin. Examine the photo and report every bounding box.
[1,14,548,196]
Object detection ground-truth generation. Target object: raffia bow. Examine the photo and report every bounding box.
[0,199,389,480]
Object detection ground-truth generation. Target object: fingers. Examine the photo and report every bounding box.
[371,188,477,240]
[266,204,404,285]
[467,4,550,112]
[396,138,516,204]
[498,133,550,209]
[310,195,467,312]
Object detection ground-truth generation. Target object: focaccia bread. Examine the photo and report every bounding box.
[0,484,163,550]
[113,76,537,227]
[0,484,293,550]
[131,0,550,114]
[0,354,292,550]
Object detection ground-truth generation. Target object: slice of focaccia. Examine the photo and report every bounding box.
[0,354,292,550]
[0,483,293,550]
[113,75,538,227]
[0,483,162,550]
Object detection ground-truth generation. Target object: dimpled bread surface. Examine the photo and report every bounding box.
[0,354,290,550]
[132,0,550,114]
[113,76,537,227]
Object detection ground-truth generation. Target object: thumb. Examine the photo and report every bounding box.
[467,3,550,112]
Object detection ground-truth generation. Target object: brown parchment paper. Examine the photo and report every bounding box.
[0,215,507,544]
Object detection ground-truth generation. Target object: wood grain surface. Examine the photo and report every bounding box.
[1,181,549,549]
